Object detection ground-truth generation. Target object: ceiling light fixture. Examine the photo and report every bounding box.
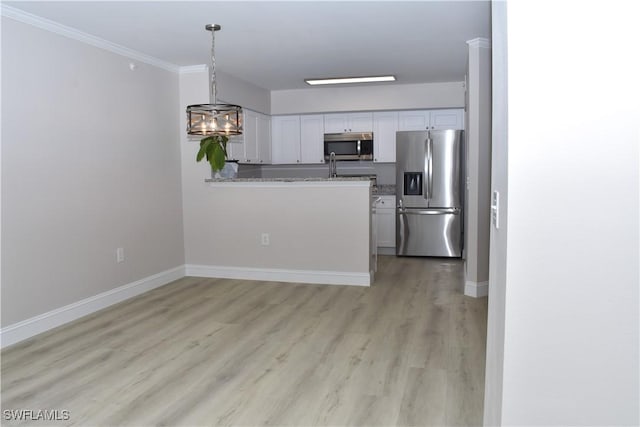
[304,75,396,86]
[186,24,242,136]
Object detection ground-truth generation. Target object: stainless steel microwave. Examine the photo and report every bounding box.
[324,132,374,161]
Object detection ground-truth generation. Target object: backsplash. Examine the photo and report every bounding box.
[241,162,396,185]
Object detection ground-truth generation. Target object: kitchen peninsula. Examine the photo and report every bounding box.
[183,177,374,286]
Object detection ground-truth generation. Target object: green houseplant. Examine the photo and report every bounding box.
[196,135,229,172]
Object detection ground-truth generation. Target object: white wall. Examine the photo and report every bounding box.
[486,1,639,425]
[483,2,507,425]
[1,18,184,326]
[271,81,464,115]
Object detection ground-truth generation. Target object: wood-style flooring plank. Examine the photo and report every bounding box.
[1,256,487,426]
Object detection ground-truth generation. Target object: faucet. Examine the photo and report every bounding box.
[328,152,337,178]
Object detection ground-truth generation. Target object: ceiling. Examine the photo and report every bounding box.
[4,1,491,90]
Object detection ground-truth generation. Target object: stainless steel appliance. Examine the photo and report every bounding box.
[396,130,463,257]
[324,132,373,161]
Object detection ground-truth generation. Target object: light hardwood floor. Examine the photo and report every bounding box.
[1,256,487,426]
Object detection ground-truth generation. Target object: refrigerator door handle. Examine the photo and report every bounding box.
[424,137,430,201]
[398,210,408,254]
[398,208,460,215]
[428,135,433,201]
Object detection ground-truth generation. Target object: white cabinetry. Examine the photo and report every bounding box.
[272,115,325,164]
[398,109,464,131]
[375,196,396,248]
[226,109,271,164]
[373,111,398,163]
[324,112,373,133]
[256,112,271,164]
[300,115,325,164]
[271,115,301,164]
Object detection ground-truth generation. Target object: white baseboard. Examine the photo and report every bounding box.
[185,264,371,287]
[0,266,186,349]
[465,280,489,298]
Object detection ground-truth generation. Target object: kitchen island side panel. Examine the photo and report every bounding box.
[183,181,371,283]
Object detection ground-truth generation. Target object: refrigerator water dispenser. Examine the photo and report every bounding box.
[403,172,423,196]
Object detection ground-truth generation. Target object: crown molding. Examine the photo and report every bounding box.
[179,65,208,74]
[466,37,491,49]
[1,4,180,73]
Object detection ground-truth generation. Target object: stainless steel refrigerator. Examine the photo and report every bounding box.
[396,130,463,257]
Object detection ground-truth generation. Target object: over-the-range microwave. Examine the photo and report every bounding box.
[323,132,374,161]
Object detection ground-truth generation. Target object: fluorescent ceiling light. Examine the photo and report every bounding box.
[305,75,396,85]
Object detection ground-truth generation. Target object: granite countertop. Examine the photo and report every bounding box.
[205,177,371,183]
[204,177,396,196]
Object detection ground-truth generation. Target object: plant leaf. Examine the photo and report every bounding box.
[200,136,214,146]
[196,139,211,162]
[212,144,226,171]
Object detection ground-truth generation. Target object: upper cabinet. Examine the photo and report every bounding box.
[271,115,301,164]
[249,108,465,167]
[272,114,325,164]
[324,112,373,133]
[226,109,271,164]
[300,115,325,164]
[373,111,398,163]
[256,113,271,164]
[398,109,464,131]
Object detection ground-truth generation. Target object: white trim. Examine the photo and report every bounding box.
[0,266,186,349]
[465,280,489,298]
[205,180,371,189]
[179,65,208,74]
[0,4,180,73]
[466,37,491,49]
[185,264,371,287]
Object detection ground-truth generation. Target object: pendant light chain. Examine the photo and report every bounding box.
[210,26,217,104]
[186,24,242,136]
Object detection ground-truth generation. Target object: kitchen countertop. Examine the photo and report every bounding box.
[204,177,396,195]
[205,177,371,183]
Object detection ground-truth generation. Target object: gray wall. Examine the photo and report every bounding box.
[464,39,492,289]
[217,70,271,115]
[1,18,185,326]
[259,163,396,186]
[271,82,464,114]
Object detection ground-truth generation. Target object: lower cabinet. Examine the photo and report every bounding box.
[375,196,396,248]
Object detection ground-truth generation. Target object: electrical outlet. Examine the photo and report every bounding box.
[116,247,125,263]
[261,233,270,246]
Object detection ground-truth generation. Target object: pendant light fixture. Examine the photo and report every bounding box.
[186,24,242,136]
